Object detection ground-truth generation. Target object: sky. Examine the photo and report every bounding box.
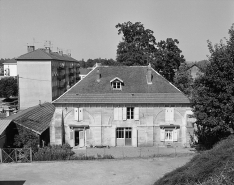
[0,0,234,62]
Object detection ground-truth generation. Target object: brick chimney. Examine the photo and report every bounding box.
[45,47,51,53]
[96,68,101,82]
[27,46,35,53]
[147,63,152,84]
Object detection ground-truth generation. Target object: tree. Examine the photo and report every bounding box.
[0,77,18,98]
[116,21,185,83]
[116,21,157,66]
[192,24,234,149]
[153,38,185,82]
[173,62,193,97]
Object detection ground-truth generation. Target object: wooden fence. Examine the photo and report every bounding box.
[0,148,32,163]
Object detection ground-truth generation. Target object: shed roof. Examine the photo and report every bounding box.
[1,102,55,135]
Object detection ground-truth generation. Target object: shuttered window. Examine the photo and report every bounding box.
[74,108,83,121]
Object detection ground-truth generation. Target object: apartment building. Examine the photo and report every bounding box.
[17,46,80,109]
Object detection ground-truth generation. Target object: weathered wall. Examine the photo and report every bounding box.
[50,105,193,147]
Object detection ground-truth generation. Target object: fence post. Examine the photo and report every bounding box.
[15,149,17,162]
[0,148,2,163]
[30,148,32,162]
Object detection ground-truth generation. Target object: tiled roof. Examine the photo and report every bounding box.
[3,58,17,64]
[79,68,92,75]
[54,66,190,104]
[17,48,78,62]
[3,102,55,135]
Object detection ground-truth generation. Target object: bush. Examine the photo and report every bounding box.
[33,144,74,161]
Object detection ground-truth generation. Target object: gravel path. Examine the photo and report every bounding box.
[0,156,193,185]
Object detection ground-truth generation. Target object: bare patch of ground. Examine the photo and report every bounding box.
[0,156,193,185]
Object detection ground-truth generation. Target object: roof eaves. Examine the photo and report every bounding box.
[13,120,41,135]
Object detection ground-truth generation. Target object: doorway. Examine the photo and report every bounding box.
[116,127,132,146]
[74,131,80,146]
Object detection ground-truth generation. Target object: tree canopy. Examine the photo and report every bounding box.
[0,77,18,98]
[116,21,185,83]
[192,24,234,148]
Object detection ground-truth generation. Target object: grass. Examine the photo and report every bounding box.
[154,135,234,185]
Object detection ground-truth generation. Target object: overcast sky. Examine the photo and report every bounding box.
[0,0,234,62]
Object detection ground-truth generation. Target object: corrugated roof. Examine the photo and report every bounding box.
[3,102,55,135]
[54,66,190,104]
[17,48,78,62]
[0,120,11,135]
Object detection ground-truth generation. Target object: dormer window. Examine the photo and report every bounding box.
[110,77,123,90]
[113,82,121,89]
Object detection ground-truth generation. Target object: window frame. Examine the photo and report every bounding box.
[127,107,134,120]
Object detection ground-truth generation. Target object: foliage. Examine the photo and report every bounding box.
[192,24,234,149]
[33,143,75,161]
[116,21,156,66]
[173,62,193,97]
[78,58,118,68]
[14,125,39,152]
[154,135,234,185]
[153,38,185,82]
[0,77,18,98]
[115,21,185,83]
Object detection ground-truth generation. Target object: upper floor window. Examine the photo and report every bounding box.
[110,77,123,90]
[127,107,134,119]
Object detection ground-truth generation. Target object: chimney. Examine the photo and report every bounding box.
[96,68,101,82]
[27,46,35,53]
[59,50,63,56]
[147,63,152,84]
[45,47,51,53]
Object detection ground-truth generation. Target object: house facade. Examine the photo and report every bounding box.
[17,46,80,109]
[51,64,193,147]
[3,58,17,77]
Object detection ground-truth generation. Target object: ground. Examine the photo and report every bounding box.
[0,156,193,185]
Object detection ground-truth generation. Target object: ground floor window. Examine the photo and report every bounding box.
[160,128,178,142]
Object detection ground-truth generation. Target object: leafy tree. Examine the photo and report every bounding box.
[153,38,185,82]
[192,24,234,149]
[14,125,39,152]
[0,77,18,98]
[116,21,185,83]
[173,62,193,97]
[116,21,156,66]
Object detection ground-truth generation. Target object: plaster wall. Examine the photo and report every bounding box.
[17,61,52,109]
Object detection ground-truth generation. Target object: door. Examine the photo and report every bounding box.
[74,131,80,146]
[79,131,84,147]
[125,128,132,146]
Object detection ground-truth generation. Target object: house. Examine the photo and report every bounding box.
[16,46,80,110]
[0,102,55,148]
[3,58,17,77]
[51,64,193,148]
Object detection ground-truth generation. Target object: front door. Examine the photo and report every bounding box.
[125,128,132,146]
[116,127,132,146]
[74,131,79,146]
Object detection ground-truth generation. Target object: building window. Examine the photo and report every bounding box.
[116,128,124,138]
[127,107,134,119]
[113,82,121,90]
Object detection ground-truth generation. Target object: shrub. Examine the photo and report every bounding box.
[33,144,74,161]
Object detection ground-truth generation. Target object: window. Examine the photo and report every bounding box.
[127,107,134,119]
[113,82,121,90]
[116,128,124,138]
[74,108,83,121]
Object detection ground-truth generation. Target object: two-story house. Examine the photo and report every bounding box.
[51,64,193,147]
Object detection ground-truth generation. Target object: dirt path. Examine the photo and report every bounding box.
[0,156,193,185]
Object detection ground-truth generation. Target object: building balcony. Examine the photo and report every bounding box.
[57,74,65,80]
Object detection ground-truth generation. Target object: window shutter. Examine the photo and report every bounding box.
[74,108,79,121]
[160,129,165,141]
[78,108,83,121]
[132,128,138,147]
[134,107,139,120]
[118,107,122,120]
[173,129,178,141]
[122,107,127,120]
[165,108,174,122]
[114,108,118,120]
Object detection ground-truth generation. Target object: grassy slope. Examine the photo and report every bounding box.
[154,135,234,185]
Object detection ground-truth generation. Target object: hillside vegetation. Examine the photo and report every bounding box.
[154,135,234,185]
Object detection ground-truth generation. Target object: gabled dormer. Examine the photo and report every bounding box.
[110,77,124,90]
